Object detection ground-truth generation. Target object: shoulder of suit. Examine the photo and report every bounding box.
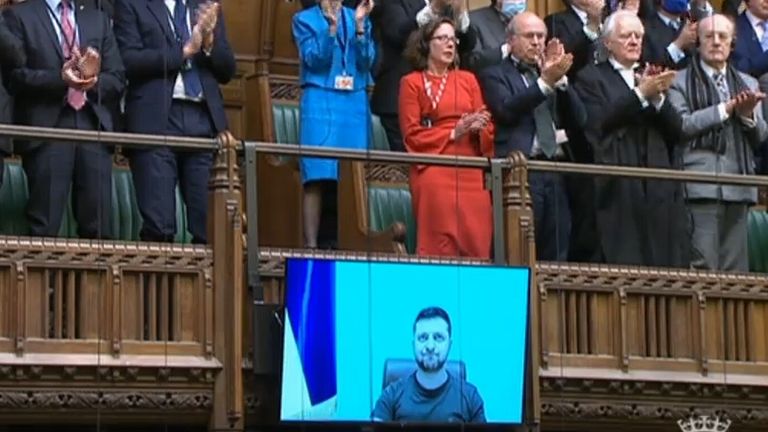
[738,71,759,87]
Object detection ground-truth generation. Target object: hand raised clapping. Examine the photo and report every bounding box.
[539,39,573,87]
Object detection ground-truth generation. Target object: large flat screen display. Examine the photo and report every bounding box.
[279,258,531,426]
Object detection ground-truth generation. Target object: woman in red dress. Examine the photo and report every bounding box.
[398,17,494,259]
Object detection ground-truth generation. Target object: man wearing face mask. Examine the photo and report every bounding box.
[465,0,526,72]
[641,0,713,70]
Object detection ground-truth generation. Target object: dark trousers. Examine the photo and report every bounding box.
[22,108,112,239]
[130,100,214,244]
[530,171,571,261]
[378,113,405,152]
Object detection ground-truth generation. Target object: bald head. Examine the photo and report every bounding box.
[506,12,547,64]
[698,14,735,70]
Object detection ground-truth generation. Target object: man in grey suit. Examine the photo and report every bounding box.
[668,13,768,272]
[465,0,525,72]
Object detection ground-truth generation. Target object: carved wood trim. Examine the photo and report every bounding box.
[0,389,213,411]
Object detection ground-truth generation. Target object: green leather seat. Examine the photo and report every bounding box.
[371,114,390,151]
[272,102,300,145]
[367,184,416,254]
[748,210,768,273]
[0,160,191,243]
[0,161,30,235]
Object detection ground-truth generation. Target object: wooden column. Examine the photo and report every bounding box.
[502,152,540,427]
[209,132,245,431]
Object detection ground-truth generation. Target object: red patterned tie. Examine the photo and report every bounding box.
[61,0,85,111]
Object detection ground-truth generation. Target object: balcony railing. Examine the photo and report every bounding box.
[0,124,766,430]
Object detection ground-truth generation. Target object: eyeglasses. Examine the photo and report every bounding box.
[431,35,460,45]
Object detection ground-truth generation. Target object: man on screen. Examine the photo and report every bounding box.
[371,307,486,423]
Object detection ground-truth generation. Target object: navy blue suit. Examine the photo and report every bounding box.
[113,0,236,244]
[733,12,768,78]
[479,58,586,261]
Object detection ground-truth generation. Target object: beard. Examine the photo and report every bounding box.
[416,353,447,373]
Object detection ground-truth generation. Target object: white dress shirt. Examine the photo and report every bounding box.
[165,0,203,101]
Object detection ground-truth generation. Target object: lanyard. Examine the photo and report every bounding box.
[422,72,448,111]
[44,1,78,59]
[337,8,349,75]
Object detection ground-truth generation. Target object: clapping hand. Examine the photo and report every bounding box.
[540,39,573,87]
[195,1,220,51]
[454,107,491,138]
[728,90,767,118]
[355,0,375,32]
[636,65,676,101]
[61,47,98,91]
[78,47,101,80]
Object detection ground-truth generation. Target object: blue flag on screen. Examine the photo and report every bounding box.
[285,259,337,405]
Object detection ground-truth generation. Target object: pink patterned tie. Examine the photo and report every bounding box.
[60,0,85,111]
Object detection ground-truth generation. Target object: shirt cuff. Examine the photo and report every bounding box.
[652,94,665,111]
[457,11,470,33]
[634,88,650,108]
[666,43,686,64]
[537,78,555,95]
[740,114,757,128]
[582,24,599,41]
[717,102,730,122]
[416,5,434,27]
[501,43,510,59]
[555,75,569,90]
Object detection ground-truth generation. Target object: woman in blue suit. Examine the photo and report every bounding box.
[292,0,376,248]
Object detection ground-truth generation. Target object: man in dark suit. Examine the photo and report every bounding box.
[113,0,236,244]
[574,10,688,267]
[545,0,603,79]
[480,12,586,262]
[3,0,124,238]
[732,0,768,78]
[641,0,712,70]
[465,0,524,72]
[371,0,476,152]
[0,11,24,187]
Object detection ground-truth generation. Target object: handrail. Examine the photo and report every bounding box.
[1,124,768,187]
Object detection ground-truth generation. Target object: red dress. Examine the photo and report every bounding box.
[398,70,494,259]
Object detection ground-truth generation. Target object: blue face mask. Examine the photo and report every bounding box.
[661,0,689,15]
[501,1,526,18]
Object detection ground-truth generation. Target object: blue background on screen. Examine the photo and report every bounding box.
[281,259,530,424]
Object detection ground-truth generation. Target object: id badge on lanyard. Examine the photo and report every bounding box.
[333,10,354,91]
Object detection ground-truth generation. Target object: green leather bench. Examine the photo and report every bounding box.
[748,210,768,273]
[270,101,416,253]
[0,160,192,243]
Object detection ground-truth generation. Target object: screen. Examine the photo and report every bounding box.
[279,258,531,426]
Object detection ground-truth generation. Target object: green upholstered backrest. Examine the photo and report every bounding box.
[366,176,416,254]
[0,161,30,236]
[0,159,191,243]
[272,102,300,145]
[370,114,390,151]
[748,210,768,273]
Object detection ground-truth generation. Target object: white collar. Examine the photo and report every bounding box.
[699,60,727,78]
[609,57,639,72]
[570,5,588,24]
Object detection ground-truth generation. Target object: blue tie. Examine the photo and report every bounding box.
[173,0,203,98]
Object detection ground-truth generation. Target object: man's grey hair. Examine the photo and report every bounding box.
[505,15,518,38]
[602,10,641,39]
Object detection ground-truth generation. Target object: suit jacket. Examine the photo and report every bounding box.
[83,0,114,18]
[3,0,124,137]
[293,5,375,90]
[465,6,507,73]
[642,7,712,70]
[544,7,596,79]
[112,0,236,135]
[370,0,476,115]
[574,61,688,267]
[479,57,586,158]
[667,66,768,202]
[0,13,25,155]
[733,12,768,77]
